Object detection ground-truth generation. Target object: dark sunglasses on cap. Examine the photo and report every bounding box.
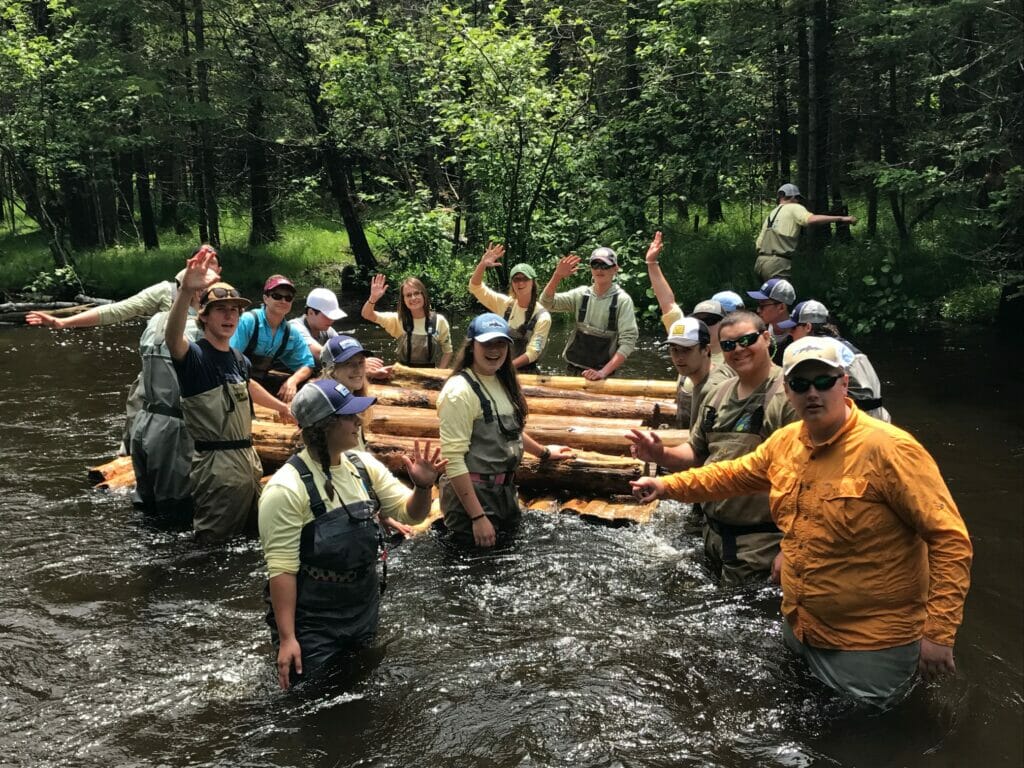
[788,373,843,394]
[266,291,294,302]
[590,261,614,270]
[693,314,721,327]
[720,331,763,352]
[203,286,242,302]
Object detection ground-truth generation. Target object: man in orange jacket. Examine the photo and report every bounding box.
[632,335,972,708]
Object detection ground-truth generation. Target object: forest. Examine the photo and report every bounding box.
[1,0,1021,329]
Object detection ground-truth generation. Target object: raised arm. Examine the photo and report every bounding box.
[540,253,580,305]
[643,231,678,316]
[361,274,388,323]
[166,248,218,361]
[469,243,505,288]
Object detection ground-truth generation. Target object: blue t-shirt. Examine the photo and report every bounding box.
[230,308,315,372]
[174,338,251,398]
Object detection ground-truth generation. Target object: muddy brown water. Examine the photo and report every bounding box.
[1,310,1021,767]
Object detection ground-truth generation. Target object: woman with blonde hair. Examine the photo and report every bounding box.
[362,275,452,368]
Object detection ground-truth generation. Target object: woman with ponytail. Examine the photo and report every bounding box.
[258,380,446,689]
[468,243,551,373]
[437,313,572,548]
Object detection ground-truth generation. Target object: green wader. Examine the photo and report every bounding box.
[754,206,798,281]
[699,379,783,585]
[181,378,262,542]
[439,373,524,543]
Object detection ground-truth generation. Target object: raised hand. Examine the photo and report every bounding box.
[403,439,447,488]
[646,231,663,263]
[368,274,388,303]
[479,242,505,269]
[181,246,220,293]
[553,253,581,280]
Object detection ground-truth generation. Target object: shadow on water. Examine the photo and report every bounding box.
[0,318,1021,767]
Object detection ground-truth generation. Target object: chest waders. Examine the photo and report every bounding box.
[181,352,262,542]
[755,205,800,281]
[563,290,619,371]
[503,303,541,373]
[698,377,785,577]
[265,452,385,677]
[396,312,438,368]
[439,372,525,542]
[131,312,197,515]
[242,311,292,394]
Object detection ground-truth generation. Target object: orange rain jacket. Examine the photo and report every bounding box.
[662,401,972,650]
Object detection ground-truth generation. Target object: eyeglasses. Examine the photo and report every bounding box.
[267,291,294,302]
[590,262,614,270]
[787,374,843,393]
[720,331,763,352]
[756,300,781,310]
[203,287,241,302]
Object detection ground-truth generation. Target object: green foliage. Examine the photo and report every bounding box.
[23,265,82,300]
[828,253,923,335]
[938,283,1002,325]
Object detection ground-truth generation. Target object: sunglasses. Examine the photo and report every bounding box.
[720,331,763,352]
[694,314,721,327]
[757,300,782,310]
[590,262,614,270]
[787,374,843,393]
[267,291,294,302]
[203,286,241,302]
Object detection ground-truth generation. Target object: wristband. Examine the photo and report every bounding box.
[469,513,486,522]
[539,447,551,462]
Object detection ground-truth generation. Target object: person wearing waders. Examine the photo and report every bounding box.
[437,313,574,548]
[288,287,346,364]
[754,183,857,282]
[25,250,220,456]
[539,246,639,380]
[468,243,552,373]
[748,277,797,365]
[361,275,453,369]
[129,262,219,520]
[165,248,292,544]
[627,311,798,585]
[259,380,447,689]
[230,275,315,402]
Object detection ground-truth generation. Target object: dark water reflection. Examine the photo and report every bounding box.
[0,314,1021,767]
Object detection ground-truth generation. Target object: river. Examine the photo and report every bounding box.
[0,311,1021,767]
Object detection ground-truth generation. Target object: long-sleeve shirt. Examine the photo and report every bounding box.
[373,312,453,354]
[469,283,552,363]
[437,371,515,478]
[95,281,174,324]
[539,284,639,359]
[230,307,315,372]
[661,402,972,650]
[258,448,414,577]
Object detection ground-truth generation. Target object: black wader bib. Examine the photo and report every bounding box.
[266,452,385,679]
[504,303,541,374]
[564,290,619,372]
[242,310,293,396]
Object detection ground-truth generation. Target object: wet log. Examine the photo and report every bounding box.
[89,456,134,489]
[525,495,657,525]
[389,363,678,399]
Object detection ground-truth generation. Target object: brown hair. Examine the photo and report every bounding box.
[397,277,432,328]
[301,415,341,502]
[718,310,767,336]
[448,338,529,426]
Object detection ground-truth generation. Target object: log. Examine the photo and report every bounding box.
[389,363,678,399]
[525,495,658,525]
[365,436,647,495]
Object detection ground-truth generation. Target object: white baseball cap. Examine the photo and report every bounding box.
[305,288,346,320]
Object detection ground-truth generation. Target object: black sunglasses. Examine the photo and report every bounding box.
[267,291,294,302]
[590,261,614,270]
[787,374,843,394]
[693,314,721,327]
[202,286,241,304]
[720,331,762,352]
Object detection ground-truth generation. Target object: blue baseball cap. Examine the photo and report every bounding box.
[747,278,796,305]
[711,291,745,313]
[290,380,376,429]
[321,335,372,366]
[467,312,513,343]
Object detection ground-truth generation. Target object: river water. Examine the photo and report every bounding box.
[1,313,1021,767]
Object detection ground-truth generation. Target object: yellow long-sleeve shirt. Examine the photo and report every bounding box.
[437,370,515,478]
[661,402,972,650]
[468,283,552,363]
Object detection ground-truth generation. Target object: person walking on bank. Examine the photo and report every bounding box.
[754,183,858,282]
[540,246,639,380]
[627,311,797,584]
[631,336,972,709]
[289,287,346,362]
[468,243,552,373]
[779,299,892,422]
[438,313,573,548]
[166,248,292,544]
[231,275,315,402]
[259,379,446,689]
[362,275,453,369]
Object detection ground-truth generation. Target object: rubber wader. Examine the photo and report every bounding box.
[563,289,619,372]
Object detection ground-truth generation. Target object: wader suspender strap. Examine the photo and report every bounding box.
[402,312,436,365]
[288,454,327,518]
[144,402,183,419]
[766,205,783,230]
[345,450,387,595]
[577,291,619,331]
[459,370,494,423]
[504,303,539,336]
[242,311,291,370]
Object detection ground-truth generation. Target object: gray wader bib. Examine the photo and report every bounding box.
[131,311,198,516]
[698,378,783,584]
[396,313,439,368]
[440,372,524,543]
[504,303,542,374]
[564,290,619,373]
[181,376,262,542]
[266,453,385,682]
[754,206,798,281]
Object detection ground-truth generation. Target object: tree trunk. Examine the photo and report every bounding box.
[135,148,159,249]
[193,0,220,247]
[244,40,277,247]
[115,152,135,240]
[773,0,791,183]
[796,10,810,194]
[806,0,831,252]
